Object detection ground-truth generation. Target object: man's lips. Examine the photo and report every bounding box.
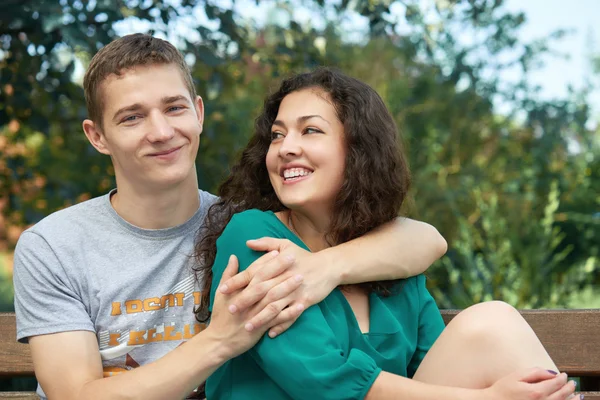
[148,146,183,156]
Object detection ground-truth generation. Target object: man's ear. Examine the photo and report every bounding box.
[82,119,111,155]
[194,95,204,133]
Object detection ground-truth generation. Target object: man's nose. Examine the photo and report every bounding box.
[147,110,175,142]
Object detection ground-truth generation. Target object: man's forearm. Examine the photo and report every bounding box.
[321,217,447,285]
[76,327,230,400]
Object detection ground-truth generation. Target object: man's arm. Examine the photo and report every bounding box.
[225,217,446,309]
[319,217,447,284]
[30,329,225,400]
[27,256,304,400]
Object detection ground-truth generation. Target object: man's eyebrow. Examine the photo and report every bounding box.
[161,95,191,105]
[112,96,192,123]
[272,115,331,128]
[112,104,143,122]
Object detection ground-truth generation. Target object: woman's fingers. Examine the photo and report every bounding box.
[244,274,304,331]
[223,252,297,314]
[218,250,280,294]
[218,255,239,287]
[518,367,561,383]
[527,372,577,400]
[547,380,577,400]
[267,302,307,338]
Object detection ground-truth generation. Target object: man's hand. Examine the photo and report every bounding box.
[219,238,340,338]
[208,254,305,358]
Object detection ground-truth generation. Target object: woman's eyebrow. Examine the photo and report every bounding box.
[298,115,331,126]
[272,115,331,128]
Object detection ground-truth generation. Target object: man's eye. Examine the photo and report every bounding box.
[122,115,139,123]
[168,106,184,112]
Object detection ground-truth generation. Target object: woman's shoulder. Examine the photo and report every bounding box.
[385,274,430,303]
[391,274,424,292]
[228,209,279,227]
[220,209,289,240]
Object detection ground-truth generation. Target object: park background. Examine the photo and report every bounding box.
[1,0,599,318]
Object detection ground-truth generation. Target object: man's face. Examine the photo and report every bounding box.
[85,63,203,192]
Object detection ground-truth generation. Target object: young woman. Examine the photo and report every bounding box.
[194,68,579,400]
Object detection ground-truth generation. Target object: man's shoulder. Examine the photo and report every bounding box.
[25,193,111,238]
[198,189,218,210]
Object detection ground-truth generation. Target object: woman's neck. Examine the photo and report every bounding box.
[287,210,330,252]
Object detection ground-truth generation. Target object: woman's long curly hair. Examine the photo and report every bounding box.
[194,67,411,322]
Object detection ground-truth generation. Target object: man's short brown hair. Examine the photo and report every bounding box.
[83,33,197,127]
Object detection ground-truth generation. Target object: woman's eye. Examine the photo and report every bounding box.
[304,127,322,134]
[270,131,284,141]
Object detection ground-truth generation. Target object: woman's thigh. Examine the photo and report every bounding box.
[413,301,557,388]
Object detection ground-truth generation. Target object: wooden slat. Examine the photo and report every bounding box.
[0,313,34,376]
[441,309,600,377]
[577,393,600,400]
[0,393,39,399]
[1,311,598,398]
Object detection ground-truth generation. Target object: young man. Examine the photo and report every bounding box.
[13,34,447,400]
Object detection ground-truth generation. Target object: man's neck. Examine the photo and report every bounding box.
[111,175,200,230]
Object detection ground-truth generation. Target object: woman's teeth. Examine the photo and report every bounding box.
[283,168,313,180]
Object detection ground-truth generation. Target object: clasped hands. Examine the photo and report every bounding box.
[216,237,336,339]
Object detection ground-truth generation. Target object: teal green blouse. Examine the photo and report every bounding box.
[206,209,445,400]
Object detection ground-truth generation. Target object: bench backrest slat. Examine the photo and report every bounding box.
[0,393,39,399]
[0,313,33,375]
[1,310,599,398]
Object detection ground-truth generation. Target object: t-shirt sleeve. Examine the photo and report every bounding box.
[407,274,445,377]
[13,231,94,343]
[210,211,382,400]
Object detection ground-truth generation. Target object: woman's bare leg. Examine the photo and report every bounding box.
[413,301,558,388]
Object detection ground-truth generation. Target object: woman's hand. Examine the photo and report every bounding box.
[206,255,305,359]
[217,238,340,337]
[483,368,578,400]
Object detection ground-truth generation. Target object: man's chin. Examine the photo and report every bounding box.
[144,171,196,190]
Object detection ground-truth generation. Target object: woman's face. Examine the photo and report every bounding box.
[266,88,346,215]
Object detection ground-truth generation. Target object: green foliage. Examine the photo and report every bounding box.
[0,0,598,308]
[429,182,597,309]
[0,254,14,312]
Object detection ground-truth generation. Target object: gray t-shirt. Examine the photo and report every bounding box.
[13,189,217,397]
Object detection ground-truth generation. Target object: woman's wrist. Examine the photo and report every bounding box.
[195,325,235,367]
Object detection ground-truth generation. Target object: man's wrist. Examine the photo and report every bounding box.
[317,247,345,286]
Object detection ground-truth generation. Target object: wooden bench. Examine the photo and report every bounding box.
[1,313,37,400]
[1,310,599,399]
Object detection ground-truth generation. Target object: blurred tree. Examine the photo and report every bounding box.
[0,0,250,245]
[0,0,597,309]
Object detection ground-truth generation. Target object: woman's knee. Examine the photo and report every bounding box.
[449,301,523,340]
